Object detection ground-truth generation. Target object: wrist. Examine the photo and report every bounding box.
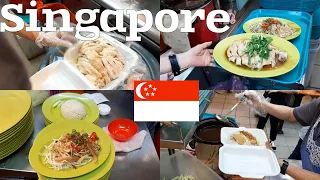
[176,53,191,69]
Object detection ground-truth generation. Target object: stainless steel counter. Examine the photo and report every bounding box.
[0,91,159,180]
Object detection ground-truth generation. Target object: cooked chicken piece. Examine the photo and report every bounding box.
[235,57,242,66]
[250,54,263,70]
[277,51,288,62]
[229,56,237,62]
[241,53,250,67]
[263,49,277,67]
[231,133,246,145]
[75,38,126,88]
[102,57,117,80]
[78,60,102,78]
[237,40,247,56]
[240,131,258,146]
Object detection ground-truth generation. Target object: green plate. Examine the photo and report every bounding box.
[243,17,301,40]
[0,118,34,154]
[42,93,99,124]
[0,118,34,160]
[213,33,300,78]
[39,141,115,180]
[0,91,31,134]
[29,121,111,178]
[0,107,32,141]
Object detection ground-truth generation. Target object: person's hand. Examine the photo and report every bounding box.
[236,90,267,116]
[178,41,214,68]
[35,32,76,48]
[241,90,264,109]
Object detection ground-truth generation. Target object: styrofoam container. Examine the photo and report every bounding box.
[64,33,140,90]
[221,127,268,147]
[219,146,280,179]
[31,33,140,90]
[30,60,91,90]
[219,127,280,178]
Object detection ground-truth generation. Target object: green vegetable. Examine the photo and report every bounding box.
[244,35,273,60]
[82,133,89,138]
[72,129,77,135]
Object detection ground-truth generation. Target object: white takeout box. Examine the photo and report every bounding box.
[219,127,280,179]
[30,60,90,90]
[30,33,140,90]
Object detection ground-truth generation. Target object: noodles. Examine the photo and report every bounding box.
[249,18,296,38]
[39,130,100,171]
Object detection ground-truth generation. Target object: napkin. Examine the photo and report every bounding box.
[102,127,147,153]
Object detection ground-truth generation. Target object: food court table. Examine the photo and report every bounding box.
[0,91,159,180]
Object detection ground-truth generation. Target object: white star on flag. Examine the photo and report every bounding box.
[134,81,199,122]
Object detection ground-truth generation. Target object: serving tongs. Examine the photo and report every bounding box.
[216,96,247,121]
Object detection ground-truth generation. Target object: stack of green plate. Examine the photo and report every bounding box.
[0,91,34,160]
[29,121,115,180]
[42,93,100,126]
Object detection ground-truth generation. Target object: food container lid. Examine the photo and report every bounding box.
[219,146,280,179]
[220,127,268,147]
[98,104,111,116]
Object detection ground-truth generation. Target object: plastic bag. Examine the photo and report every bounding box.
[235,90,270,117]
[64,32,150,90]
[209,76,250,90]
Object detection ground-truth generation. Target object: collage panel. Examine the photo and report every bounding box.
[0,90,160,179]
[160,0,320,91]
[0,0,159,90]
[160,90,320,180]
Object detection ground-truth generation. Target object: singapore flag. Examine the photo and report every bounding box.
[134,81,199,122]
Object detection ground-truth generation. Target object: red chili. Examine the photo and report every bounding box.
[90,132,97,141]
[71,142,81,152]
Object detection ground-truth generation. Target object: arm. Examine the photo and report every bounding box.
[160,41,213,75]
[6,20,39,41]
[6,10,39,41]
[262,101,296,122]
[160,54,190,75]
[279,161,320,180]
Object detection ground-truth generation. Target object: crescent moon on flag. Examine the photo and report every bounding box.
[136,82,147,99]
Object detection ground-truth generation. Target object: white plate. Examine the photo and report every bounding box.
[221,127,268,147]
[219,146,280,179]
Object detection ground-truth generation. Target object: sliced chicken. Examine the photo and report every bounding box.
[227,39,287,70]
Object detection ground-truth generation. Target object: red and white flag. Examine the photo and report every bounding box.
[134,81,199,122]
